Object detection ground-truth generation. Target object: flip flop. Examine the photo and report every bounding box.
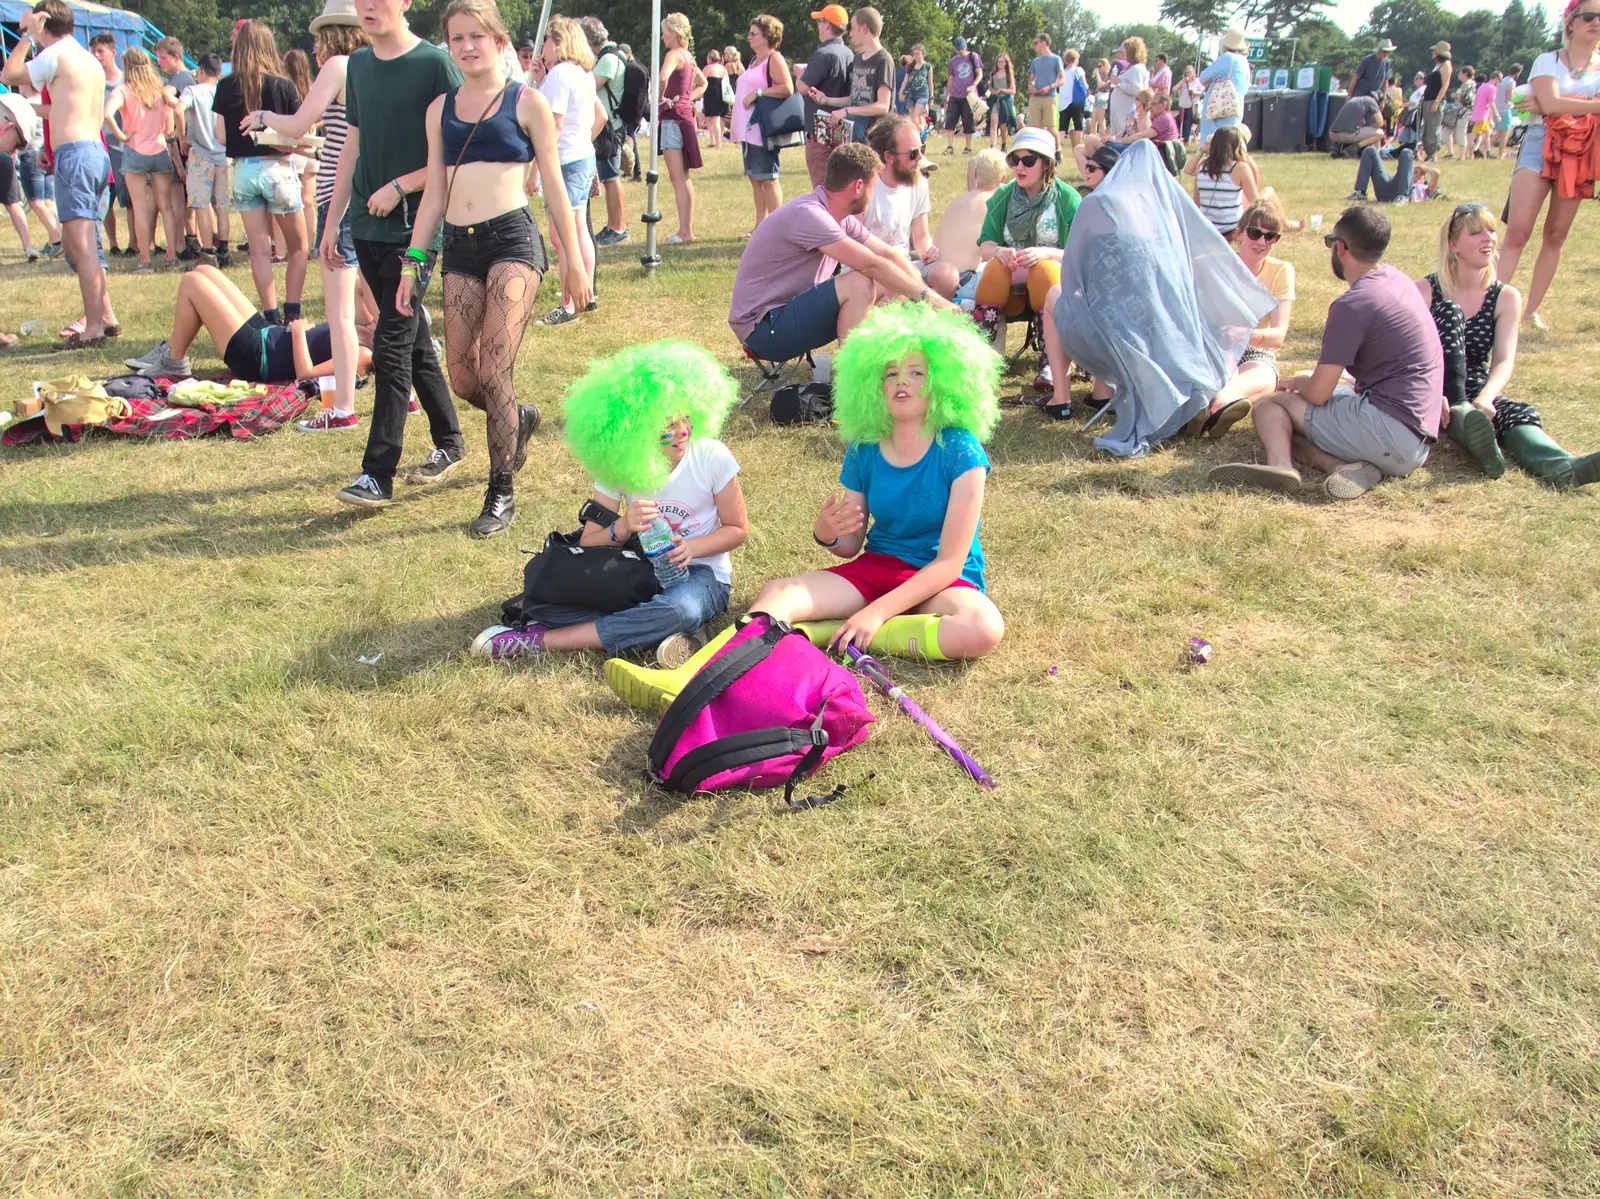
[51,331,107,352]
[1205,398,1252,439]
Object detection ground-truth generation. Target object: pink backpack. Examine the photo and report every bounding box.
[648,615,874,804]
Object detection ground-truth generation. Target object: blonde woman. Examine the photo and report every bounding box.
[1090,59,1111,137]
[702,48,730,146]
[657,11,706,244]
[537,15,599,326]
[724,45,745,80]
[1419,202,1599,486]
[214,20,308,323]
[732,14,792,232]
[246,0,372,431]
[1108,36,1148,136]
[104,46,180,273]
[399,0,590,535]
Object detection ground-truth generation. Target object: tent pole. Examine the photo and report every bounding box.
[531,0,554,63]
[640,0,662,270]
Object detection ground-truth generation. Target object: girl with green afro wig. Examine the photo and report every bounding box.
[563,339,739,493]
[746,301,1008,666]
[830,302,1003,445]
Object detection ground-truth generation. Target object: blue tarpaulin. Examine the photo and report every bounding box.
[0,0,153,56]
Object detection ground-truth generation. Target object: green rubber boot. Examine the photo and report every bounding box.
[1449,403,1506,479]
[603,623,739,712]
[792,613,948,661]
[1500,423,1592,490]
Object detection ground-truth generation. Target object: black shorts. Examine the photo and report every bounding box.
[945,97,974,134]
[0,154,19,206]
[441,205,547,281]
[223,312,272,382]
[1061,103,1086,132]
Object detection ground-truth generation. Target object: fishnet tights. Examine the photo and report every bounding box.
[442,263,542,472]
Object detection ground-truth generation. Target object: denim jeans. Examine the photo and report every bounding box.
[1355,146,1413,202]
[353,237,464,484]
[538,564,730,656]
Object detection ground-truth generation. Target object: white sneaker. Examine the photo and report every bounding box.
[656,631,704,669]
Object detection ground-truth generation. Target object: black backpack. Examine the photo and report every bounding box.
[595,47,651,158]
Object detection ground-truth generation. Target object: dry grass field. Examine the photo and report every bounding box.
[1,143,1597,1197]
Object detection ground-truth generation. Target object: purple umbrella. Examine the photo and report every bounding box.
[845,646,998,790]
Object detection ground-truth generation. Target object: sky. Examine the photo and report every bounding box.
[1075,0,1484,38]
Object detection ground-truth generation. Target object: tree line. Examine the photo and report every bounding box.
[133,0,1554,90]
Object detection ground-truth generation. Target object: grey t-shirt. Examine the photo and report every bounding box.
[1332,94,1382,133]
[1349,53,1390,99]
[1318,264,1443,442]
[181,81,225,164]
[1030,53,1063,92]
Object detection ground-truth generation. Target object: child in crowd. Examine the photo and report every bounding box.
[750,303,1006,662]
[471,341,749,664]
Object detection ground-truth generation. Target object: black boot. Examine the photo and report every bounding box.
[469,471,516,537]
[512,403,541,473]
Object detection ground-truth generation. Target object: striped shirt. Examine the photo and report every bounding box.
[1195,167,1243,233]
[316,98,348,209]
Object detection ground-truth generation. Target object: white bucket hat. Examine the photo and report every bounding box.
[0,93,37,148]
[1007,127,1057,161]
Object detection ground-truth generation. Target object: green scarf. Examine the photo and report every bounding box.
[1004,181,1054,248]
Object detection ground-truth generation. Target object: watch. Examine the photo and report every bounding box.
[756,87,765,99]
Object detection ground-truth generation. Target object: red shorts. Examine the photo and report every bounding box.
[825,551,977,604]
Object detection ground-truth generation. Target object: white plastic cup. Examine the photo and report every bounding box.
[812,352,831,385]
[1309,214,1324,232]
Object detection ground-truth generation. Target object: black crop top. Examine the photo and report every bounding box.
[441,82,534,165]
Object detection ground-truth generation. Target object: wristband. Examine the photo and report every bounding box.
[813,532,841,549]
[608,521,623,543]
[399,263,419,279]
[391,179,405,200]
[404,247,427,264]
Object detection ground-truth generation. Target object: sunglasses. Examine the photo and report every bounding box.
[1574,10,1600,20]
[1007,152,1044,168]
[1083,161,1103,172]
[894,144,923,159]
[1323,232,1342,248]
[1243,226,1281,244]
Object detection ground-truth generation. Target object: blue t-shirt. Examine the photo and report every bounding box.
[1030,53,1064,92]
[840,428,990,591]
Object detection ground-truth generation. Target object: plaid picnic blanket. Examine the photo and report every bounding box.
[4,382,312,446]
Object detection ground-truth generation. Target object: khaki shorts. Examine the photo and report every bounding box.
[1305,384,1430,477]
[1026,95,1058,130]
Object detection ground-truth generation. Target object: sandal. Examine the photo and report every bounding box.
[1205,398,1252,439]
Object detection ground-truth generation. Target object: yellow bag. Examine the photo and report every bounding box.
[37,376,129,436]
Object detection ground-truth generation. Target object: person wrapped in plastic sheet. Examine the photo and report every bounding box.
[1053,140,1277,457]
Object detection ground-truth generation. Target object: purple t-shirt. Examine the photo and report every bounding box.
[728,187,869,341]
[947,51,982,100]
[1318,264,1443,442]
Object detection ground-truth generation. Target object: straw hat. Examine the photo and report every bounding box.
[1376,38,1396,51]
[309,0,359,33]
[1220,28,1248,51]
[1431,40,1452,58]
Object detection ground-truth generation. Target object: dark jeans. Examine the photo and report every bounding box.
[1180,106,1197,141]
[354,237,463,484]
[1354,146,1412,203]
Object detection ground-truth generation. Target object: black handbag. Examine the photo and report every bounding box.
[755,91,806,150]
[501,501,659,624]
[770,382,833,424]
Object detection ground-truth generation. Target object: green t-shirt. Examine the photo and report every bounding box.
[345,39,462,244]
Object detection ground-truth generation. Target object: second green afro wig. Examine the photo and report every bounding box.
[562,340,739,493]
[830,302,1003,445]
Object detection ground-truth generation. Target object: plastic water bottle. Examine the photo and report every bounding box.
[639,515,690,589]
[19,319,44,336]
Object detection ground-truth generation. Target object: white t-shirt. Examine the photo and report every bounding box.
[863,175,930,257]
[1059,64,1086,111]
[25,38,63,90]
[540,59,598,164]
[597,438,741,584]
[1526,50,1600,127]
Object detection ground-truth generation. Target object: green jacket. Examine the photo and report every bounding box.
[978,178,1081,249]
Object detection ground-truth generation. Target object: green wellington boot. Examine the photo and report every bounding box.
[792,613,948,661]
[1449,403,1506,479]
[603,624,739,712]
[1501,423,1600,491]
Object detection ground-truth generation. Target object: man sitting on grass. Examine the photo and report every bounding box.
[126,264,372,383]
[861,115,960,300]
[932,147,1006,279]
[728,142,953,366]
[1210,205,1442,501]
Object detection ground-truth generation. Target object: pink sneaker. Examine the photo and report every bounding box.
[470,624,549,660]
[296,409,360,432]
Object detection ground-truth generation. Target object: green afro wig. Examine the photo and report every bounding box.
[830,302,1003,445]
[562,340,739,493]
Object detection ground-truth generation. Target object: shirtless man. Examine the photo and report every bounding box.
[2,0,119,349]
[932,147,1005,277]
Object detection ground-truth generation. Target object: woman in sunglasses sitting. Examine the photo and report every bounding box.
[971,126,1082,418]
[1185,200,1295,438]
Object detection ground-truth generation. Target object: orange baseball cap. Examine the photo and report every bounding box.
[811,4,849,26]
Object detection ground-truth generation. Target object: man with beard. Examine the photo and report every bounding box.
[1212,205,1442,501]
[729,142,951,364]
[862,115,958,298]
